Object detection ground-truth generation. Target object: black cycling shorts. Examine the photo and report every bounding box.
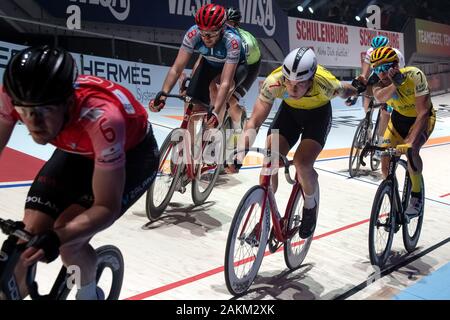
[233,58,261,100]
[268,101,332,148]
[25,125,160,220]
[186,58,248,105]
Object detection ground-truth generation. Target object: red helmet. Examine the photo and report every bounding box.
[195,4,226,30]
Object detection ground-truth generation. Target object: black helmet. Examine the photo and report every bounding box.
[3,45,77,106]
[226,7,242,23]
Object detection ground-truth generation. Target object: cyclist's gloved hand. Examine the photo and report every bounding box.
[345,96,358,106]
[206,110,220,129]
[27,230,61,263]
[351,78,367,94]
[149,91,166,112]
[396,143,412,154]
[388,68,405,87]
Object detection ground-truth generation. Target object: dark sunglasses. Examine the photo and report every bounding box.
[373,63,394,74]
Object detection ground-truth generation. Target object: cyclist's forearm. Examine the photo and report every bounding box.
[338,83,358,99]
[373,84,396,103]
[214,82,231,115]
[162,67,182,94]
[361,62,370,79]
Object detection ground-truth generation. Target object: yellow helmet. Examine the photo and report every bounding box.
[370,47,399,68]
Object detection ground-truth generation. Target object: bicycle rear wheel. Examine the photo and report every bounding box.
[370,112,381,171]
[349,119,368,177]
[224,186,270,296]
[191,127,224,205]
[368,180,396,268]
[283,185,317,270]
[400,160,425,252]
[146,130,183,220]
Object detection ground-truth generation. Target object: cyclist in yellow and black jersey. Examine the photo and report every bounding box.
[232,47,358,239]
[371,46,436,219]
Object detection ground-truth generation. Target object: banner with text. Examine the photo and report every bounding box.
[415,19,450,58]
[0,40,263,110]
[35,0,290,54]
[288,17,404,68]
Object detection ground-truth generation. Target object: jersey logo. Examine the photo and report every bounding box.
[188,29,197,39]
[231,39,239,50]
[80,108,104,121]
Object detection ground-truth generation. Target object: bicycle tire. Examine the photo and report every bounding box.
[368,180,396,268]
[146,130,183,220]
[95,245,124,300]
[283,186,316,270]
[349,119,368,177]
[224,186,270,296]
[52,245,124,300]
[400,160,425,252]
[191,127,224,205]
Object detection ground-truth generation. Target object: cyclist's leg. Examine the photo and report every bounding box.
[57,127,159,299]
[228,60,258,131]
[404,109,436,214]
[380,115,403,178]
[16,149,85,298]
[296,103,331,197]
[264,101,302,192]
[295,104,332,238]
[185,59,221,150]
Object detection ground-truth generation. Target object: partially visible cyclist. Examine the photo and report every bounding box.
[222,7,261,144]
[353,35,406,160]
[149,3,248,133]
[370,46,435,219]
[230,47,358,238]
[0,45,159,299]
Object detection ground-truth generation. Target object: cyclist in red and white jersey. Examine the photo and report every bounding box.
[0,45,159,299]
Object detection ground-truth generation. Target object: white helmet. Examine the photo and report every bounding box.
[282,47,317,81]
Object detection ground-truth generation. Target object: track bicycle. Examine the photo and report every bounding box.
[224,148,316,295]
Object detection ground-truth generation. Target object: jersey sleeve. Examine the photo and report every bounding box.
[81,97,126,170]
[258,75,280,104]
[181,25,200,54]
[411,68,430,97]
[0,87,18,125]
[224,32,242,64]
[364,47,373,64]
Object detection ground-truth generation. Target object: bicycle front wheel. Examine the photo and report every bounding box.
[349,119,368,177]
[224,186,270,296]
[191,127,224,205]
[95,245,124,300]
[400,160,425,252]
[368,180,396,268]
[146,130,183,220]
[283,185,317,270]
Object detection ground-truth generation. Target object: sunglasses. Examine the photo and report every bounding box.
[199,29,222,38]
[373,63,394,74]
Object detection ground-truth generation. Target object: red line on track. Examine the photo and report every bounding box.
[125,217,372,300]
